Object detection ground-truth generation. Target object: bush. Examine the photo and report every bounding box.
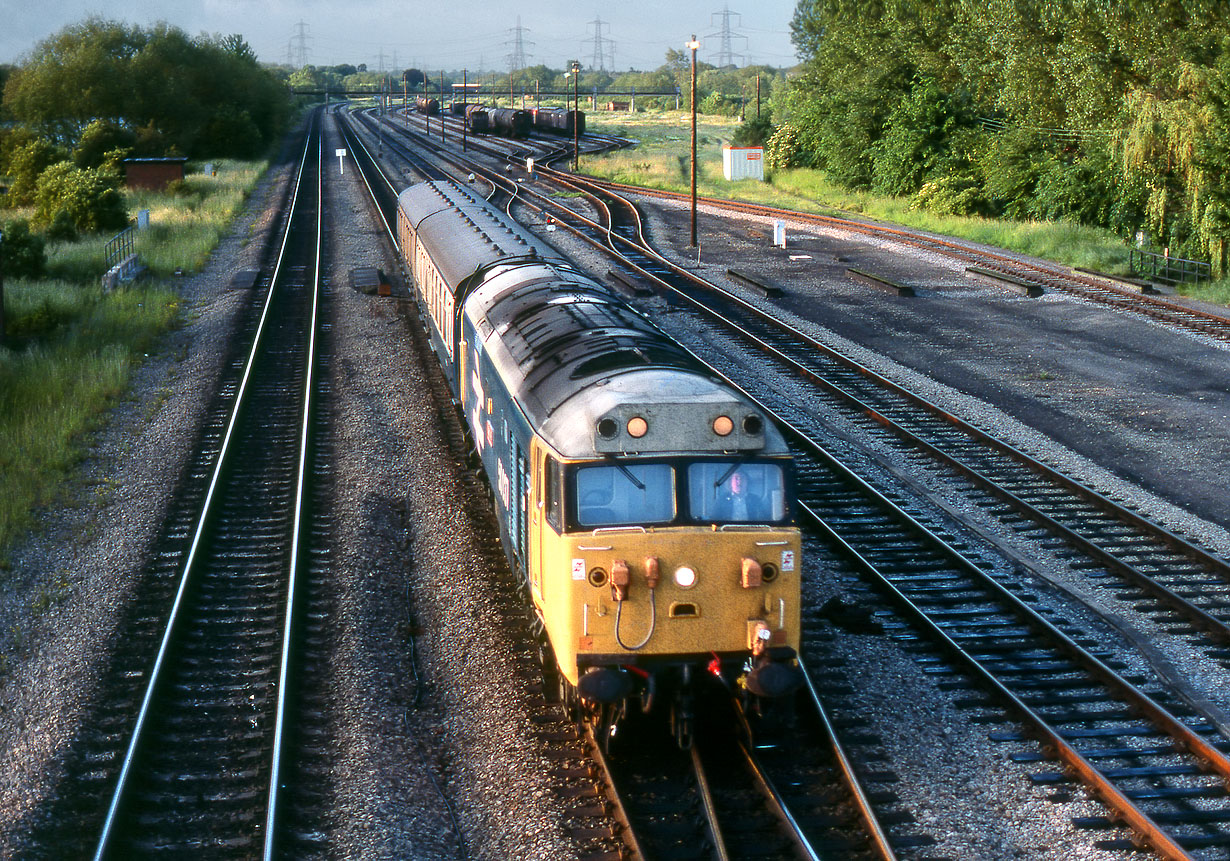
[700,92,742,117]
[1,219,47,279]
[732,115,774,148]
[5,138,69,207]
[33,163,129,234]
[766,123,814,171]
[912,172,988,216]
[45,210,79,242]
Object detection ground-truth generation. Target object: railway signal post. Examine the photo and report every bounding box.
[688,36,700,247]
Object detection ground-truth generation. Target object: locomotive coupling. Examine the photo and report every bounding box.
[741,557,763,589]
[611,558,662,602]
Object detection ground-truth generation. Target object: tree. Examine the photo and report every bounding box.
[32,163,127,234]
[4,19,288,158]
[403,68,425,90]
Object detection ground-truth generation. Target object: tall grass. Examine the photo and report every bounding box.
[0,159,264,561]
[583,112,1228,306]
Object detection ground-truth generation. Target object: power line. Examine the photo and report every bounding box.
[705,4,747,68]
[586,17,616,72]
[506,16,533,73]
[291,20,312,68]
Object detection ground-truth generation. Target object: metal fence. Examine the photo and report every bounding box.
[104,225,135,271]
[1130,247,1210,284]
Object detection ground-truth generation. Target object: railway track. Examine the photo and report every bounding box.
[409,139,1230,855]
[94,114,325,860]
[572,174,1230,344]
[505,165,1230,671]
[524,171,1230,857]
[21,114,330,859]
[338,108,924,860]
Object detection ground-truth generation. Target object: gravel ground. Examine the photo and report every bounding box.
[520,181,1230,859]
[4,114,1230,860]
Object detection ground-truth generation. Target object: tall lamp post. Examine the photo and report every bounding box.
[688,35,700,247]
[570,61,581,172]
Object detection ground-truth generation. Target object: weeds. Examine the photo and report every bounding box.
[0,159,265,557]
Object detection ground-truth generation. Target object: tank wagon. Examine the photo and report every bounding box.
[396,180,802,741]
[531,106,586,136]
[415,95,440,115]
[487,107,532,138]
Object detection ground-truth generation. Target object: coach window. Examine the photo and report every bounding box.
[544,456,562,531]
[574,463,675,527]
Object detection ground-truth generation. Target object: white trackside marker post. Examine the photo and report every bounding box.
[336,148,347,175]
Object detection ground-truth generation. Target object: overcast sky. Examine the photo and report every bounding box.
[1,0,801,72]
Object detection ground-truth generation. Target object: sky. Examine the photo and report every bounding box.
[0,0,801,73]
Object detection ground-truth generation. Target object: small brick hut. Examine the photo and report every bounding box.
[123,157,188,191]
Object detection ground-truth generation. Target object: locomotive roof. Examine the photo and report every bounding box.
[397,181,560,292]
[467,262,787,458]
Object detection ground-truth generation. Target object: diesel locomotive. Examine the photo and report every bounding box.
[395,180,802,741]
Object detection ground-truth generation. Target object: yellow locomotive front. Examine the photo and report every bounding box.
[526,371,804,717]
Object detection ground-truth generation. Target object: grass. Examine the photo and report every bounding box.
[583,111,1230,305]
[0,159,265,561]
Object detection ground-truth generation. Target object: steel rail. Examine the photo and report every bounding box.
[565,173,1230,339]
[489,168,1230,649]
[734,738,826,861]
[93,120,319,860]
[690,744,732,861]
[796,654,900,861]
[584,724,649,861]
[262,122,325,860]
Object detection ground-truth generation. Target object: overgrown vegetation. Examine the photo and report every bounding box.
[0,19,288,561]
[0,160,263,561]
[780,0,1230,278]
[582,113,1228,300]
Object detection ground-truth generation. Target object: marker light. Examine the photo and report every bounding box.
[674,566,697,588]
[712,415,733,436]
[627,416,648,438]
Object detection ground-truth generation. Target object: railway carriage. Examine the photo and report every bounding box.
[530,106,586,136]
[396,180,802,740]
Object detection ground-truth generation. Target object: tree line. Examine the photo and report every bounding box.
[0,18,289,257]
[769,0,1230,274]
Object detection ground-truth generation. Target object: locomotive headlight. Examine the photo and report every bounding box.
[674,566,697,588]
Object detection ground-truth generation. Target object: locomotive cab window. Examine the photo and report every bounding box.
[688,461,787,524]
[574,463,675,527]
[544,456,563,532]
